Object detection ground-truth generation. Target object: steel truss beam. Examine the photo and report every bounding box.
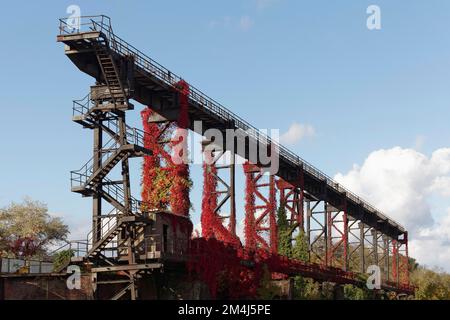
[201,141,240,245]
[326,202,349,270]
[391,240,400,285]
[276,174,305,234]
[376,233,390,282]
[347,219,365,273]
[244,163,277,253]
[306,198,327,265]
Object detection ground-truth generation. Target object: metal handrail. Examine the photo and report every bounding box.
[70,136,119,186]
[59,15,404,231]
[72,94,146,147]
[87,210,119,251]
[47,240,88,259]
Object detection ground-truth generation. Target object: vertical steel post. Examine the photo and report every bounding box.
[383,235,390,282]
[392,239,399,285]
[269,175,278,253]
[343,208,349,271]
[324,202,329,266]
[306,200,311,262]
[119,113,131,214]
[371,229,378,267]
[326,207,332,267]
[93,118,102,243]
[229,153,236,236]
[359,222,365,273]
[404,234,410,285]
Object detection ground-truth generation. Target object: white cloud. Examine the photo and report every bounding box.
[429,176,450,197]
[412,209,450,269]
[239,16,254,31]
[334,147,450,270]
[280,123,315,145]
[255,0,279,10]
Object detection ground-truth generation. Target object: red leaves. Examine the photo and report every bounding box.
[141,80,192,216]
[175,79,190,130]
[188,238,263,299]
[141,108,170,210]
[10,237,38,258]
[169,80,191,216]
[201,153,240,245]
[201,162,218,239]
[244,164,257,250]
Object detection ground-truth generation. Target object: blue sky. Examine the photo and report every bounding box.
[1,1,450,269]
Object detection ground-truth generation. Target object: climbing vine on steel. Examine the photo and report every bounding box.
[140,80,192,216]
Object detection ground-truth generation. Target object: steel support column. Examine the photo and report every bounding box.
[347,218,363,273]
[359,223,366,273]
[276,172,305,234]
[93,119,103,244]
[244,163,277,253]
[306,198,327,265]
[391,240,399,285]
[398,232,410,286]
[326,201,349,270]
[382,235,390,282]
[201,142,240,245]
[371,229,379,268]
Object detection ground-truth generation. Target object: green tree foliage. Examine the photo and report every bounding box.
[343,284,371,300]
[276,206,292,257]
[411,266,450,300]
[52,249,74,272]
[292,231,309,262]
[292,276,322,300]
[320,282,335,300]
[0,198,69,258]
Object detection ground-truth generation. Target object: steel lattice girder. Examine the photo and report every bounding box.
[244,163,278,253]
[326,203,349,270]
[347,218,365,273]
[276,176,305,232]
[306,199,327,265]
[201,144,240,245]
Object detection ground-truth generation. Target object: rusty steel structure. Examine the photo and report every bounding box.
[58,15,413,299]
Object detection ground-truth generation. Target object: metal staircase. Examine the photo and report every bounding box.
[88,215,126,259]
[92,38,128,106]
[60,19,156,299]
